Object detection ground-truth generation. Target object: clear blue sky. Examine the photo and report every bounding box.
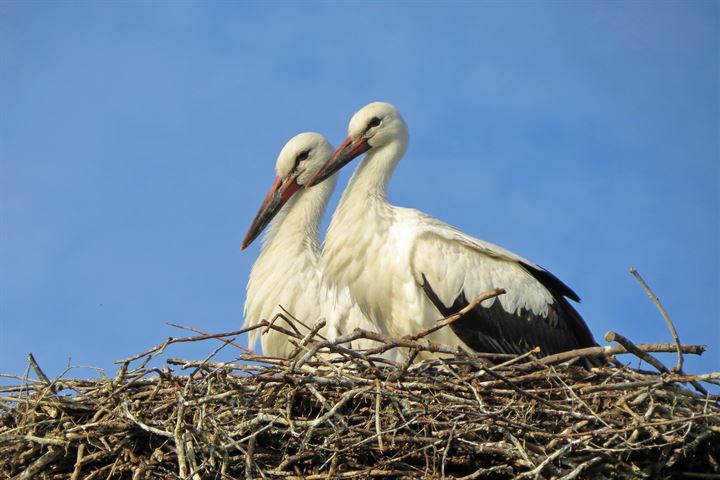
[1,1,718,382]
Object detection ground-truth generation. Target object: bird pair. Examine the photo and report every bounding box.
[242,102,600,365]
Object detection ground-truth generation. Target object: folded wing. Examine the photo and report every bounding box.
[410,221,598,358]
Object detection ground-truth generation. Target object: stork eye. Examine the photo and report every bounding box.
[367,117,382,129]
[296,150,310,162]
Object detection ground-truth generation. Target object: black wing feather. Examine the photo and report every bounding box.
[518,262,598,350]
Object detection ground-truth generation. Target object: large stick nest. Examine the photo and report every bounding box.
[1,308,719,479]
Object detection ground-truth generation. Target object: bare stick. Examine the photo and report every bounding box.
[26,353,51,387]
[70,443,85,480]
[604,331,670,374]
[10,448,62,480]
[629,267,683,372]
[375,381,384,452]
[174,394,188,479]
[537,342,704,366]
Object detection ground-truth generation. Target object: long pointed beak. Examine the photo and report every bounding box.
[307,136,371,187]
[241,176,301,250]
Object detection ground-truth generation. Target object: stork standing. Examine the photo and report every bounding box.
[309,102,600,363]
[241,132,388,358]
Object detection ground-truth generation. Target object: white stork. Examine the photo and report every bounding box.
[309,102,600,364]
[241,132,391,359]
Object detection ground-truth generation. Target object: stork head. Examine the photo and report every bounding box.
[308,102,408,186]
[241,132,333,250]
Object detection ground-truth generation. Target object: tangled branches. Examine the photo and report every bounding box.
[1,305,719,480]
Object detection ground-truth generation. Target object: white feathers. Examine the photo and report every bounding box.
[412,224,553,319]
[244,102,596,362]
[243,132,394,359]
[244,157,336,357]
[319,102,595,359]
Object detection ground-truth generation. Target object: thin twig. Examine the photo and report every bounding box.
[167,322,252,353]
[630,267,684,372]
[375,380,384,453]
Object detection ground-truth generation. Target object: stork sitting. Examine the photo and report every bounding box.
[242,132,390,359]
[309,102,601,365]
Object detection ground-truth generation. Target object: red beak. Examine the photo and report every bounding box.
[307,136,371,187]
[241,176,301,250]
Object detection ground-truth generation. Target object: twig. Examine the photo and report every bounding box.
[10,435,67,447]
[174,394,188,479]
[116,323,270,364]
[26,353,51,387]
[288,319,327,366]
[556,456,603,480]
[630,267,684,372]
[441,421,457,479]
[375,381,384,452]
[10,448,62,480]
[167,322,252,353]
[122,401,173,438]
[246,431,256,480]
[516,438,589,479]
[604,331,670,374]
[278,304,328,342]
[538,342,705,366]
[70,443,85,480]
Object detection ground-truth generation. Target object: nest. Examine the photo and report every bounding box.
[1,288,719,479]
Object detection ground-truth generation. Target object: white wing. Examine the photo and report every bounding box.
[408,212,596,356]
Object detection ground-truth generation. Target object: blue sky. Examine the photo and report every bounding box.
[1,1,718,382]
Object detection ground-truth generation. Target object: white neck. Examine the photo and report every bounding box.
[322,136,408,289]
[336,135,408,212]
